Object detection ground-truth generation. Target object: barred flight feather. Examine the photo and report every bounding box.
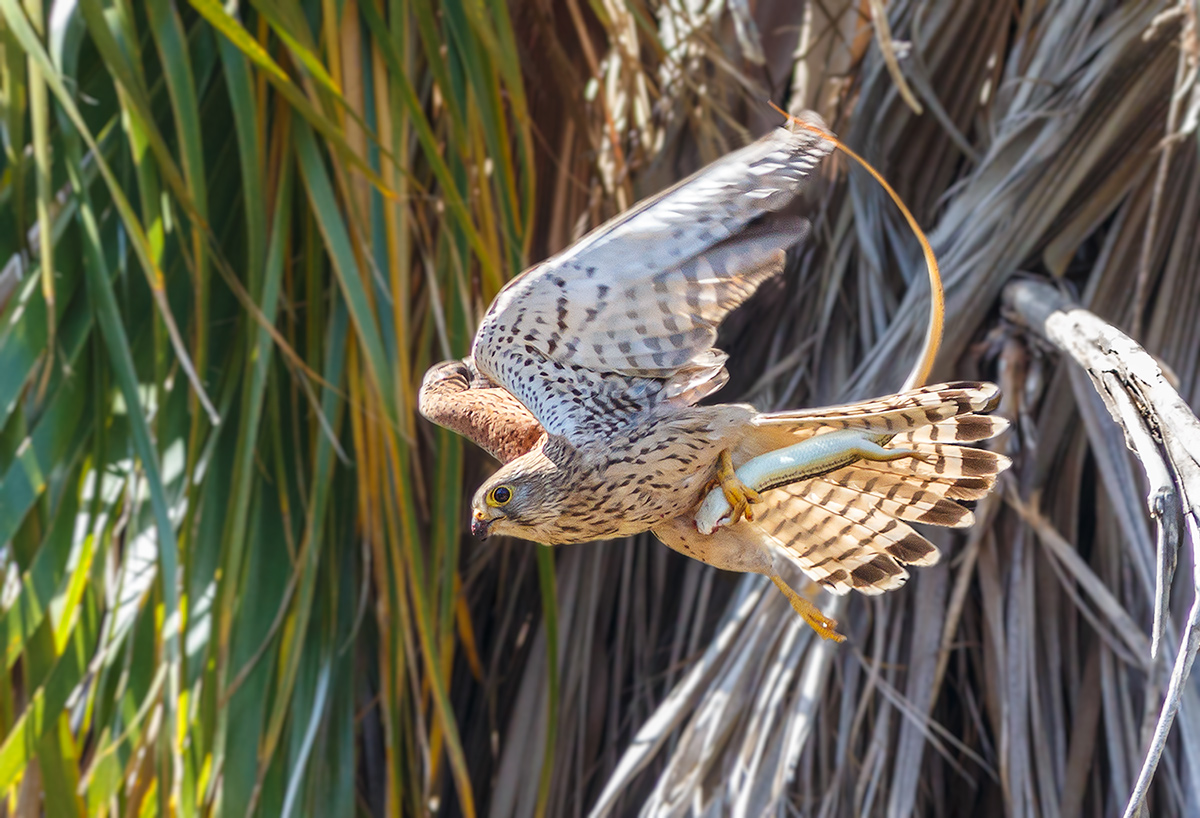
[751,384,1004,453]
[845,460,1000,502]
[811,466,976,528]
[763,484,935,595]
[749,388,1011,595]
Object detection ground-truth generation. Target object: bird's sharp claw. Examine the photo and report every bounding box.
[771,575,846,642]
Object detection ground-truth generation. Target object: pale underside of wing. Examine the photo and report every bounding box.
[739,382,1005,460]
[471,120,837,447]
[753,381,1002,433]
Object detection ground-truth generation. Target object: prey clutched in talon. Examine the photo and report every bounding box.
[714,449,761,524]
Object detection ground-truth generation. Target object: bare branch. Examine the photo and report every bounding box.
[1002,277,1200,818]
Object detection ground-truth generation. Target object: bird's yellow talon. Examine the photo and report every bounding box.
[771,575,846,642]
[716,450,762,525]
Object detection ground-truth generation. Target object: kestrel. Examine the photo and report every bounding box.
[419,114,1009,640]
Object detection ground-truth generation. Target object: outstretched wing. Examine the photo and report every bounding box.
[418,360,545,464]
[752,380,1002,433]
[759,414,1010,595]
[472,117,836,448]
[736,381,1004,459]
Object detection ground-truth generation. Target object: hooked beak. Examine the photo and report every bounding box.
[471,512,494,539]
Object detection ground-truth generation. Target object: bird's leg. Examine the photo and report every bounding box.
[711,449,762,524]
[771,573,846,642]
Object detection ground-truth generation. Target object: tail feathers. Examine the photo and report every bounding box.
[847,458,1000,502]
[760,485,936,596]
[814,462,977,528]
[745,386,1010,596]
[902,413,1009,444]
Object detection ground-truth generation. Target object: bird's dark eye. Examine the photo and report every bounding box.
[488,485,513,506]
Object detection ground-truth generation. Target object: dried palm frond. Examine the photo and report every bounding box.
[482,1,1200,816]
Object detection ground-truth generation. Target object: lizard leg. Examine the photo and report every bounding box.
[771,573,846,642]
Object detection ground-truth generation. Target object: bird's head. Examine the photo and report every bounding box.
[469,450,572,544]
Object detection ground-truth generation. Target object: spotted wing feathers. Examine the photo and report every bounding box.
[472,120,836,446]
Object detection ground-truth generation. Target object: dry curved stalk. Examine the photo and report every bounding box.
[865,0,923,115]
[1002,277,1200,818]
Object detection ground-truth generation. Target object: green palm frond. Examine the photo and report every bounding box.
[0,1,535,813]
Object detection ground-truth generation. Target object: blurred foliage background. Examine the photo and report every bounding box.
[0,0,1198,816]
